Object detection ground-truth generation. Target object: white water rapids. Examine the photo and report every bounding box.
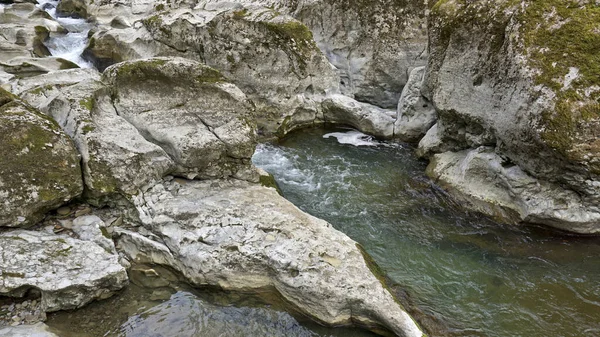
[36,0,93,68]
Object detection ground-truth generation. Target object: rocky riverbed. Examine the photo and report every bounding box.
[0,0,599,336]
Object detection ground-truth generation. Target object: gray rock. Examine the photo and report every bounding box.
[0,323,58,337]
[0,230,128,312]
[83,4,339,137]
[103,57,259,181]
[41,79,174,206]
[422,0,600,232]
[116,179,424,337]
[394,66,436,142]
[199,0,429,108]
[0,88,82,228]
[71,215,116,254]
[428,148,600,234]
[322,94,395,138]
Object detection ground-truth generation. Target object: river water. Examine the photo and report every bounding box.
[252,128,600,337]
[36,0,93,68]
[45,127,600,336]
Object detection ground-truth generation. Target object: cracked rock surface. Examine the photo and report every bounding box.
[0,230,128,312]
[115,178,424,337]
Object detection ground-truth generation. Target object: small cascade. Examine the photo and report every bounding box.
[36,0,94,68]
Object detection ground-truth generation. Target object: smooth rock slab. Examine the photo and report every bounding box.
[0,230,128,312]
[322,94,395,138]
[117,179,424,337]
[428,147,600,234]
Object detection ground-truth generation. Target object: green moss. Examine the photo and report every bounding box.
[233,9,248,19]
[100,226,111,239]
[154,3,165,11]
[82,124,95,134]
[79,96,94,111]
[259,173,282,195]
[195,67,226,84]
[142,15,163,27]
[518,2,600,156]
[0,87,17,107]
[112,59,168,79]
[57,58,79,70]
[2,272,25,278]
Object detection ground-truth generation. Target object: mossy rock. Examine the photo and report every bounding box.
[0,88,83,227]
[429,0,600,173]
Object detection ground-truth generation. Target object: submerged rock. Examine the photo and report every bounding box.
[0,230,128,312]
[0,88,82,228]
[116,178,424,337]
[422,0,600,233]
[0,323,59,337]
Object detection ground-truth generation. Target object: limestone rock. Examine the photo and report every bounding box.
[0,323,59,337]
[83,4,339,137]
[422,0,600,232]
[0,230,128,312]
[56,0,88,19]
[394,66,436,142]
[322,94,395,138]
[103,57,258,181]
[116,179,424,337]
[1,57,79,78]
[428,148,600,234]
[0,88,82,228]
[71,215,116,254]
[199,0,429,108]
[40,79,174,206]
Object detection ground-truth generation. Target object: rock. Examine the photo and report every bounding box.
[322,94,395,138]
[0,323,58,337]
[1,57,79,78]
[202,0,429,108]
[422,0,600,232]
[71,215,116,254]
[103,57,258,181]
[116,179,424,337]
[428,147,600,234]
[416,123,444,158]
[0,88,82,228]
[282,0,429,108]
[55,0,88,19]
[83,4,339,137]
[394,66,436,142]
[0,230,128,312]
[40,79,174,206]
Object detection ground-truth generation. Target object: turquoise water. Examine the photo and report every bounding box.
[252,127,600,337]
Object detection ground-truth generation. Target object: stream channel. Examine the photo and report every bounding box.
[46,127,600,337]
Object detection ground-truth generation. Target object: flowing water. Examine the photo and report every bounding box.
[36,0,93,68]
[252,127,600,337]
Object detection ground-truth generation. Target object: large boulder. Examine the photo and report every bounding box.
[0,88,82,228]
[103,57,258,181]
[421,0,600,233]
[116,178,424,337]
[0,230,128,312]
[83,4,339,136]
[40,78,174,206]
[32,57,257,205]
